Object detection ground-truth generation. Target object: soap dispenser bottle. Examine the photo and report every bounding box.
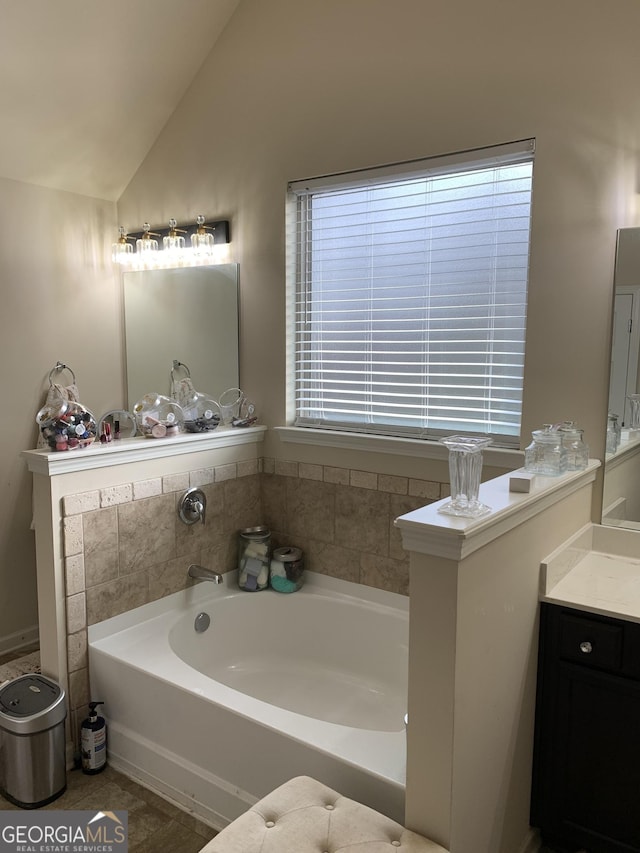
[81,701,107,774]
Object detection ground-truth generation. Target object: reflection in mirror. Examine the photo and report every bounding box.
[603,229,640,529]
[123,264,239,411]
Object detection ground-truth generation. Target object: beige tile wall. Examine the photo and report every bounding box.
[261,458,445,593]
[62,457,446,750]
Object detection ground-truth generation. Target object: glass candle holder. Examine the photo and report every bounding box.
[438,435,493,518]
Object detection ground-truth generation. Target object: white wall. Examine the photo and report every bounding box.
[117,0,640,475]
[0,177,122,648]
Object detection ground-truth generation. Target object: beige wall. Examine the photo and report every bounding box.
[117,0,640,471]
[7,0,640,662]
[0,177,122,648]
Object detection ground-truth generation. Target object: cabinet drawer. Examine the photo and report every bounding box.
[559,612,623,672]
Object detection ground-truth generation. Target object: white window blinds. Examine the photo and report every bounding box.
[288,139,535,445]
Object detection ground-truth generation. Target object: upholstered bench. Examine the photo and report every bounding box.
[198,775,448,852]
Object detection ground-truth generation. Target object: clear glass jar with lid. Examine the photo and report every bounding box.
[606,412,621,454]
[237,526,271,591]
[270,547,304,593]
[558,421,589,471]
[524,425,567,476]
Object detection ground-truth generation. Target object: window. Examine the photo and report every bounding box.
[288,139,535,447]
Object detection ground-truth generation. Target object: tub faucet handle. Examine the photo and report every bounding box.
[178,487,206,525]
[194,498,205,525]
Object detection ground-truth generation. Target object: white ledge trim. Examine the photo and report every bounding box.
[22,425,267,476]
[395,460,601,560]
[275,426,523,469]
[605,429,640,473]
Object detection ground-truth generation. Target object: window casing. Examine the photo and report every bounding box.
[288,139,535,448]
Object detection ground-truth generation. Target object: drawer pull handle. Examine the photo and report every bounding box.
[579,641,593,654]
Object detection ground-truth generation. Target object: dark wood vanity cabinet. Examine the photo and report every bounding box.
[531,603,640,852]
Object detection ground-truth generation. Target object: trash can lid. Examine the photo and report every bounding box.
[0,674,66,734]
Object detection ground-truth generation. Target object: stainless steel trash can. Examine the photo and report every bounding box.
[0,674,67,808]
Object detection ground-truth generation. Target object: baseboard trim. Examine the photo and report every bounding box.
[0,625,39,656]
[518,827,541,853]
[106,721,257,832]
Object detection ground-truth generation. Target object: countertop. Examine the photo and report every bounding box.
[541,523,640,623]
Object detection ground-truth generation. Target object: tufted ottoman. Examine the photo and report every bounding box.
[198,775,448,853]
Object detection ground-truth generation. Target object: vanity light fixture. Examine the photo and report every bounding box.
[113,216,230,269]
[135,223,160,258]
[163,218,186,256]
[191,214,216,256]
[111,226,134,263]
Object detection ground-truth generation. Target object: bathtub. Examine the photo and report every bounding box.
[88,571,408,829]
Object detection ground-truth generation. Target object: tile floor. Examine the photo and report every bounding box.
[0,643,40,669]
[0,765,218,852]
[0,646,217,852]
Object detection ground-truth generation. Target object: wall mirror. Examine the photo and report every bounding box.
[602,228,640,528]
[123,264,239,410]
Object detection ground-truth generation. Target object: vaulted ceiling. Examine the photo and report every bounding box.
[0,0,240,200]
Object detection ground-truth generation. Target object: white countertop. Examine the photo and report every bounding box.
[541,523,640,623]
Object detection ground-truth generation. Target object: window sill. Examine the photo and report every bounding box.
[274,426,523,470]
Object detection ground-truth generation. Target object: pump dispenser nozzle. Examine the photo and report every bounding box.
[88,701,104,720]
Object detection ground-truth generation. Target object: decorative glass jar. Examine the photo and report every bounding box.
[270,547,304,593]
[606,413,621,454]
[524,425,567,476]
[438,435,493,518]
[238,526,271,591]
[558,421,589,471]
[133,393,184,438]
[181,394,221,433]
[219,387,243,424]
[36,401,97,451]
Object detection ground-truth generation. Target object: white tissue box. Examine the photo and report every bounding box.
[509,472,536,493]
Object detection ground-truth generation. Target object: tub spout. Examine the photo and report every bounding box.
[188,564,224,584]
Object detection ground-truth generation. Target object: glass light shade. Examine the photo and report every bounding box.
[112,226,134,264]
[163,234,185,251]
[191,215,215,255]
[163,218,186,254]
[136,223,158,256]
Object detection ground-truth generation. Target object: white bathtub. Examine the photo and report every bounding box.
[88,571,408,829]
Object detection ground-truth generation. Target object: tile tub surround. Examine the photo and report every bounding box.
[63,457,447,747]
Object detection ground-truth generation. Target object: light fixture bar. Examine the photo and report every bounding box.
[113,217,231,268]
[127,219,230,246]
